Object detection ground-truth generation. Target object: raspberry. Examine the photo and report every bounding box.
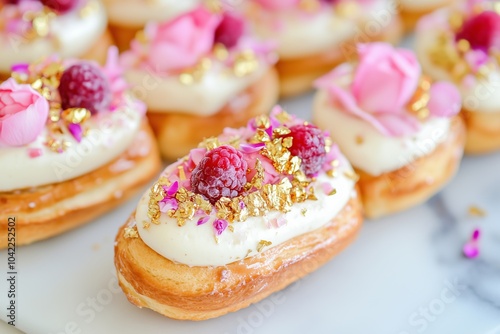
[190,145,248,204]
[456,11,500,51]
[58,62,111,114]
[41,0,77,13]
[214,13,244,48]
[284,124,326,177]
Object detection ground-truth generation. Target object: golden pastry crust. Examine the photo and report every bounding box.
[357,116,465,219]
[147,68,280,161]
[108,23,141,52]
[114,195,362,321]
[0,122,161,248]
[462,108,500,154]
[398,0,456,32]
[277,16,404,98]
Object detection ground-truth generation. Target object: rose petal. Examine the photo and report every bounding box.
[213,219,228,236]
[428,82,462,118]
[197,216,210,226]
[240,142,265,153]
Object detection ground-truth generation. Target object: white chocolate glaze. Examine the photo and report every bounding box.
[313,90,451,176]
[0,1,108,73]
[102,0,200,27]
[135,157,356,267]
[0,100,142,192]
[125,62,269,115]
[416,14,500,113]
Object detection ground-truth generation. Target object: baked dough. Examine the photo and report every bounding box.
[114,194,362,321]
[462,108,500,154]
[147,68,280,161]
[398,0,456,32]
[0,122,161,248]
[357,116,465,218]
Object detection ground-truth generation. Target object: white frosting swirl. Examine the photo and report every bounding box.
[135,157,356,267]
[124,63,269,115]
[0,99,142,192]
[313,90,451,176]
[102,0,200,27]
[0,0,108,73]
[416,10,500,113]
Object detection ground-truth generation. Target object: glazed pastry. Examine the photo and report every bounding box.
[0,47,161,247]
[314,43,465,218]
[121,6,279,160]
[115,108,363,320]
[0,0,112,79]
[416,0,500,154]
[102,0,204,51]
[245,0,403,97]
[398,0,457,31]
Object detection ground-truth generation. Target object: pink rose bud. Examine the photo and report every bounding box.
[0,78,49,147]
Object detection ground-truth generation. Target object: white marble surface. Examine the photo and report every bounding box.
[1,36,500,333]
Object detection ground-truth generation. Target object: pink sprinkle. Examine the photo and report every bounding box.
[27,148,42,158]
[197,216,210,226]
[163,181,179,197]
[213,219,228,236]
[268,217,287,229]
[240,142,265,154]
[463,228,481,259]
[68,123,83,142]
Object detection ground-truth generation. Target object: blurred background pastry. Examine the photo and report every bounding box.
[120,5,279,160]
[415,0,500,154]
[0,48,160,247]
[245,0,404,97]
[0,0,112,79]
[314,43,465,218]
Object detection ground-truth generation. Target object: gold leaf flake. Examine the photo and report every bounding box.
[344,171,360,181]
[301,208,307,216]
[468,205,486,217]
[213,43,229,60]
[61,108,91,124]
[233,50,259,77]
[178,165,186,181]
[257,240,272,252]
[123,227,138,239]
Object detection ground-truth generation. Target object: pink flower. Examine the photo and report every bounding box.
[316,43,461,137]
[253,0,299,10]
[136,7,220,73]
[0,78,49,147]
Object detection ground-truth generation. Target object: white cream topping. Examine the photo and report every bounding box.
[0,102,142,192]
[125,62,269,115]
[0,1,107,73]
[399,0,451,11]
[252,0,395,59]
[313,90,451,176]
[102,0,200,27]
[135,158,356,267]
[416,19,500,113]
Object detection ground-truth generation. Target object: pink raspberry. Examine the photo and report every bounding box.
[456,11,500,51]
[214,13,245,48]
[190,145,248,204]
[41,0,77,13]
[58,62,111,115]
[285,124,326,177]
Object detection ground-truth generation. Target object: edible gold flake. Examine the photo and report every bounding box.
[123,227,138,239]
[173,201,196,226]
[273,126,291,136]
[254,114,271,129]
[233,50,258,77]
[148,180,165,225]
[326,169,338,178]
[213,43,229,60]
[274,110,292,123]
[257,240,272,252]
[178,165,186,181]
[228,225,234,233]
[32,12,51,37]
[199,137,220,150]
[328,188,337,196]
[468,205,486,217]
[301,208,307,216]
[456,39,470,53]
[344,171,360,181]
[61,108,90,124]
